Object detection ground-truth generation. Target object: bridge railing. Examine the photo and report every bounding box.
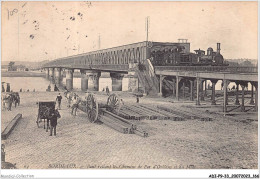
[91,64,129,71]
[154,66,258,73]
[42,63,129,72]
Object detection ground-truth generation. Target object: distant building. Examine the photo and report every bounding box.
[1,65,9,72]
[225,59,257,67]
[8,66,17,71]
[16,65,26,71]
[2,64,27,71]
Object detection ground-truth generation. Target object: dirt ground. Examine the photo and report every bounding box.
[1,91,258,169]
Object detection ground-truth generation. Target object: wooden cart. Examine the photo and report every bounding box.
[36,101,56,129]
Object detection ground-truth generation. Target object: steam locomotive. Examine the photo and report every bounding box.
[150,43,226,66]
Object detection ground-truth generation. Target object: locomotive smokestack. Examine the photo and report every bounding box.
[217,43,221,53]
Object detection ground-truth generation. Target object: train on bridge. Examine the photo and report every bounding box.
[150,42,225,66]
[44,41,226,68]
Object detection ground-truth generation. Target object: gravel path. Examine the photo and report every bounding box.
[1,91,258,169]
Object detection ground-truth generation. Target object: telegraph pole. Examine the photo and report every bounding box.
[145,16,150,60]
[145,16,150,42]
[98,34,101,49]
[18,2,20,61]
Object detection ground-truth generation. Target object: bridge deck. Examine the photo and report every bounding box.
[155,66,258,82]
[43,64,129,72]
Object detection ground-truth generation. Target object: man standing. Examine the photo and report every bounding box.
[6,83,10,92]
[47,84,51,92]
[66,91,72,108]
[2,82,5,92]
[71,94,79,116]
[56,93,62,110]
[54,84,59,91]
[49,109,61,136]
[117,99,124,115]
[14,93,20,107]
[106,86,110,96]
[7,95,12,111]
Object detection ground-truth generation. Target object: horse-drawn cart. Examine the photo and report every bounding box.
[36,101,56,128]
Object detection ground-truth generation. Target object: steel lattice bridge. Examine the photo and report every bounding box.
[42,41,258,114]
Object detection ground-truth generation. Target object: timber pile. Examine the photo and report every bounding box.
[100,109,148,137]
[2,114,22,140]
[157,106,212,121]
[118,104,184,121]
[116,104,212,122]
[77,104,148,137]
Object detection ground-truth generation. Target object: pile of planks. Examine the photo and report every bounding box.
[77,104,148,137]
[2,114,22,140]
[117,104,212,122]
[99,109,148,137]
[157,106,212,121]
[118,104,184,121]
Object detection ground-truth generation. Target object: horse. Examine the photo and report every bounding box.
[1,95,8,111]
[2,94,14,111]
[12,93,20,108]
[39,106,53,132]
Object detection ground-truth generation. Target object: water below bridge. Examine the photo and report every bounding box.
[2,77,124,92]
[2,77,254,93]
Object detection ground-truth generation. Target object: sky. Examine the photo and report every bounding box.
[1,1,258,62]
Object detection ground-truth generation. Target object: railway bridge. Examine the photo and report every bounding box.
[42,41,258,113]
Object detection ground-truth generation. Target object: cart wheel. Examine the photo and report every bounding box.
[107,94,121,113]
[86,94,99,123]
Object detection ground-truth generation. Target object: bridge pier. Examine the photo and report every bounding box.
[200,80,204,101]
[172,78,176,96]
[210,79,218,105]
[196,78,201,105]
[54,68,62,85]
[61,69,66,82]
[80,70,89,92]
[88,72,99,91]
[190,79,194,101]
[240,84,246,112]
[204,80,207,97]
[99,72,112,92]
[182,80,185,99]
[251,82,258,111]
[249,82,254,105]
[176,76,182,101]
[62,69,66,77]
[122,74,130,91]
[159,75,163,96]
[49,68,54,83]
[234,82,240,105]
[122,71,139,92]
[45,68,49,79]
[226,81,231,105]
[254,83,258,111]
[111,73,124,91]
[66,69,74,91]
[223,80,228,113]
[159,75,165,96]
